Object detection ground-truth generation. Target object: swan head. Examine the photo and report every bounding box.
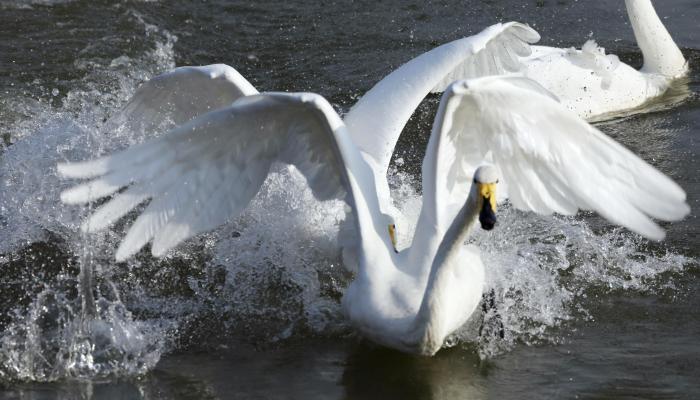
[474,166,499,231]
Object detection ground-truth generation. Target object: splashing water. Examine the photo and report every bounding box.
[0,7,177,381]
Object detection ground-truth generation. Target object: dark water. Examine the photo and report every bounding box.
[0,0,699,399]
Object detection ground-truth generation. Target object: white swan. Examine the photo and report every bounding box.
[57,71,689,355]
[521,0,688,120]
[391,0,687,123]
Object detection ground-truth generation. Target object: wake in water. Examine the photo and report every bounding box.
[0,10,695,383]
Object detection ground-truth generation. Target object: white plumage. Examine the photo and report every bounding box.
[58,20,689,354]
[511,0,688,120]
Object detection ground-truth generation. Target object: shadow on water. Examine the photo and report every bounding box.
[341,343,487,400]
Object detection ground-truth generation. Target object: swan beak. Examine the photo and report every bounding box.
[388,224,398,253]
[478,183,497,231]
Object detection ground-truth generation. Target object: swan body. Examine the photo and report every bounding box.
[57,23,690,355]
[522,43,670,120]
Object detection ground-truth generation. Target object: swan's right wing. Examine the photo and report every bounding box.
[58,93,384,263]
[108,64,259,136]
[422,76,689,240]
[344,22,540,174]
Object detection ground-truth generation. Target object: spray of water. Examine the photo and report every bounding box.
[0,7,176,381]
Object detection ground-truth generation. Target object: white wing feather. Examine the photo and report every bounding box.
[58,93,369,261]
[345,22,540,174]
[107,64,259,136]
[422,76,689,240]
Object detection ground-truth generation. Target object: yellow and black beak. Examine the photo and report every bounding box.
[388,223,398,253]
[478,182,498,231]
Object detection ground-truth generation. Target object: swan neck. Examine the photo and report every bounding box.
[410,187,480,354]
[625,0,687,77]
[344,37,481,174]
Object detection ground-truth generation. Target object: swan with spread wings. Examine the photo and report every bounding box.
[58,25,688,355]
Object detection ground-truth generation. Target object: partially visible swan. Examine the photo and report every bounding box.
[58,73,689,355]
[343,0,689,208]
[520,0,688,120]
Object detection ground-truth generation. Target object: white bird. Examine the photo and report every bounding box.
[520,0,688,120]
[58,71,689,354]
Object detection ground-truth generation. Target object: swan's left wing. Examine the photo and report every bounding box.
[345,22,540,175]
[58,92,384,263]
[422,76,689,240]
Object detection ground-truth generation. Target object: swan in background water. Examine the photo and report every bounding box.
[386,0,687,124]
[520,0,688,120]
[57,68,689,354]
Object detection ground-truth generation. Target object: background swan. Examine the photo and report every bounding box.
[58,73,689,355]
[387,0,688,123]
[521,0,688,120]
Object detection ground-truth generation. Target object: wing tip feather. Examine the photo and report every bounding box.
[57,162,93,179]
[645,226,666,242]
[505,22,541,44]
[115,243,137,263]
[60,187,86,205]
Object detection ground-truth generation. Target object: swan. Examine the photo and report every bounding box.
[520,0,688,120]
[371,0,688,126]
[57,72,689,355]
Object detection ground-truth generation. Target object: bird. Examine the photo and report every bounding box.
[519,0,688,120]
[57,70,689,355]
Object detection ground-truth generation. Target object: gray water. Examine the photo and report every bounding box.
[0,0,699,399]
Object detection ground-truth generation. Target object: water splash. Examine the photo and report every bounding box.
[460,207,692,359]
[0,283,163,381]
[0,6,176,381]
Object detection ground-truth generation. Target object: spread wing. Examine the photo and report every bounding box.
[107,64,259,136]
[421,76,689,240]
[344,22,540,175]
[58,93,385,262]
